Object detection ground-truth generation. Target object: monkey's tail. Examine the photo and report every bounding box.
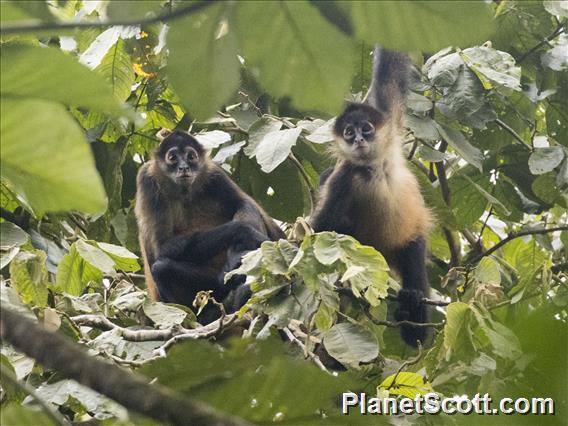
[394,288,429,347]
[365,46,410,121]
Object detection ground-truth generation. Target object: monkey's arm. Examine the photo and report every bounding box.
[310,165,354,234]
[391,236,429,346]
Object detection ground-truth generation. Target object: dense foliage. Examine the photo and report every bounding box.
[1,1,567,425]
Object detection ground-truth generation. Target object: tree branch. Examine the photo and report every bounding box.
[282,327,330,374]
[0,308,251,426]
[471,226,568,263]
[516,22,566,64]
[495,119,531,149]
[0,1,213,34]
[288,152,317,210]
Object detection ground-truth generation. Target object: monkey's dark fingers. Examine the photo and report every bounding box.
[394,289,430,347]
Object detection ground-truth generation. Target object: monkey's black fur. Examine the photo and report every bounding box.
[135,131,284,322]
[312,47,432,347]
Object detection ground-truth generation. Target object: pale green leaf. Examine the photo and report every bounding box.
[96,242,140,273]
[351,1,494,52]
[443,302,470,352]
[379,372,434,398]
[9,250,49,308]
[528,147,565,175]
[167,3,240,119]
[95,38,135,102]
[253,127,302,173]
[1,45,123,115]
[0,98,107,216]
[323,323,379,366]
[0,222,28,250]
[236,1,355,113]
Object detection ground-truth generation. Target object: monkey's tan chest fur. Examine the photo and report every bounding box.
[351,168,430,252]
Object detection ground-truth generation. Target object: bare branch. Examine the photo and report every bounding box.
[282,327,330,374]
[0,308,251,426]
[0,1,213,34]
[471,226,568,263]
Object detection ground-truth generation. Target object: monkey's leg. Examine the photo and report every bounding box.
[391,236,430,347]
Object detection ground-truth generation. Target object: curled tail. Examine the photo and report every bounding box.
[364,46,410,122]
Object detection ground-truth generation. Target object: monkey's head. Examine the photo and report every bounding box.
[333,103,384,163]
[156,130,206,185]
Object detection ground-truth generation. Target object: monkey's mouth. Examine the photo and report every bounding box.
[176,173,195,183]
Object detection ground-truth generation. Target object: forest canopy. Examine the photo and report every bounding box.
[0,1,567,425]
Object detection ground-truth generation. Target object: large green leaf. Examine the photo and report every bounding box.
[95,38,135,102]
[167,3,239,119]
[443,302,471,354]
[528,147,565,175]
[323,323,379,366]
[141,339,353,423]
[56,242,106,296]
[0,45,123,115]
[351,1,494,52]
[9,250,49,308]
[0,98,107,216]
[252,127,302,173]
[235,1,355,113]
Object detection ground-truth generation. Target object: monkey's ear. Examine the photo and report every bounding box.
[156,128,172,141]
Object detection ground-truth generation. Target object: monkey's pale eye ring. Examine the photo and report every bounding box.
[344,127,354,138]
[362,122,375,135]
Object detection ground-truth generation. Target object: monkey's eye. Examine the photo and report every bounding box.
[187,151,197,161]
[344,126,354,139]
[167,153,177,162]
[362,122,374,135]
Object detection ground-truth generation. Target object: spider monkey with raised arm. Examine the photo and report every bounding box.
[135,130,284,322]
[311,47,433,347]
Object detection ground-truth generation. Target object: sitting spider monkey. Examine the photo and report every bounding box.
[311,47,433,347]
[135,130,284,321]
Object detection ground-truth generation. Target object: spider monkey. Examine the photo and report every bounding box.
[311,47,433,347]
[135,130,284,321]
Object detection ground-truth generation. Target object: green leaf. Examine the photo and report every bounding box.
[436,124,483,171]
[140,339,353,423]
[459,46,521,91]
[9,250,49,308]
[448,176,487,229]
[35,380,126,420]
[1,45,123,115]
[56,243,105,296]
[323,323,379,366]
[474,257,501,285]
[96,242,140,272]
[252,127,302,173]
[0,98,107,216]
[0,404,52,426]
[244,117,283,157]
[167,3,239,119]
[443,302,470,353]
[0,222,28,250]
[528,147,565,175]
[107,0,163,20]
[76,240,116,275]
[236,1,355,113]
[379,372,434,399]
[142,300,187,329]
[351,1,494,52]
[95,38,135,102]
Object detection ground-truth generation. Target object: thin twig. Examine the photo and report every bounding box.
[238,91,263,117]
[370,318,445,329]
[282,327,330,374]
[288,152,316,209]
[386,342,424,391]
[386,294,450,307]
[471,226,568,263]
[495,119,530,149]
[0,1,213,34]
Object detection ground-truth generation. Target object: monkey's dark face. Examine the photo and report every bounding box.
[334,103,383,162]
[156,131,205,185]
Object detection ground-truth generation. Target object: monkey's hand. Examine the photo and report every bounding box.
[394,288,429,347]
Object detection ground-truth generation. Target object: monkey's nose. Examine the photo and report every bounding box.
[179,166,190,173]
